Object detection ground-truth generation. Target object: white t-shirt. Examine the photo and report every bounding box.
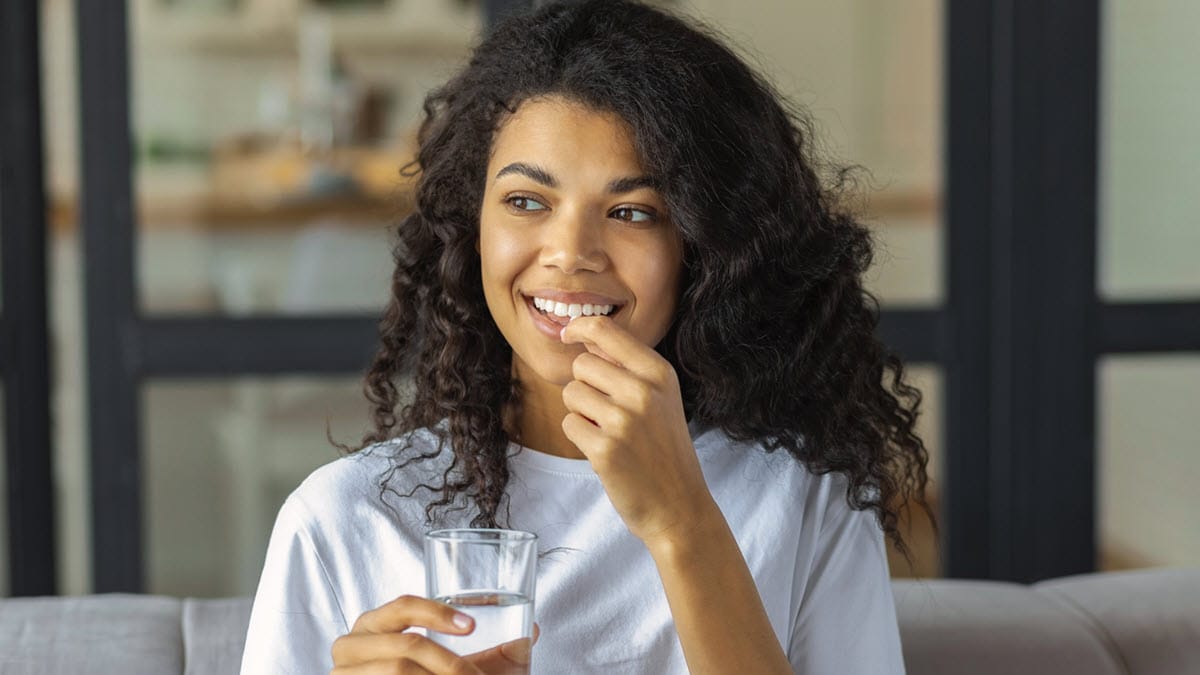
[240,421,905,674]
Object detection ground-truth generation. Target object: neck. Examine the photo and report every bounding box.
[508,372,587,461]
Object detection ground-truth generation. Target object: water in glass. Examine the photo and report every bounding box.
[430,590,534,658]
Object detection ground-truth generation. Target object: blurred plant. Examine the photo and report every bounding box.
[159,0,239,11]
[308,0,390,7]
[138,135,212,165]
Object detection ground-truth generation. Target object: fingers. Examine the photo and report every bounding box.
[562,378,621,428]
[333,653,436,667]
[463,624,540,675]
[335,596,538,675]
[332,632,480,673]
[570,352,656,411]
[570,351,627,391]
[351,595,474,636]
[332,658,436,674]
[333,595,485,674]
[562,412,609,462]
[560,315,657,373]
[464,639,531,674]
[333,629,472,662]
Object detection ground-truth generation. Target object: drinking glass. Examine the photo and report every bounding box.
[424,528,537,660]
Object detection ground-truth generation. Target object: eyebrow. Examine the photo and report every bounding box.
[494,162,660,194]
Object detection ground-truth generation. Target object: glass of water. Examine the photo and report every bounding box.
[424,528,537,662]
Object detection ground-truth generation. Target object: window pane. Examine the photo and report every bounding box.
[128,0,481,315]
[44,0,91,595]
[1098,355,1200,570]
[143,377,374,597]
[1099,0,1200,299]
[683,0,943,307]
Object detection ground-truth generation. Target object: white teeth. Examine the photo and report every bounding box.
[531,296,617,317]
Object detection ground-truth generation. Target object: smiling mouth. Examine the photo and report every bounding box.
[523,295,625,326]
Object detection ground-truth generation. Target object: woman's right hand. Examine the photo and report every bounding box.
[330,595,536,675]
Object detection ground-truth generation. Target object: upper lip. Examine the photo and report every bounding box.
[524,289,625,307]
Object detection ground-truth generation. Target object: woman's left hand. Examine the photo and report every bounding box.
[559,315,717,547]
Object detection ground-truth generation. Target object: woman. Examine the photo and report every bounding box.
[241,1,933,673]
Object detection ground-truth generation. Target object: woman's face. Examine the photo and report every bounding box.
[479,95,684,388]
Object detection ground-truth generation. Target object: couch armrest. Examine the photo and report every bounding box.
[182,597,253,675]
[893,579,1124,675]
[0,594,183,674]
[1034,568,1200,675]
[893,567,1200,675]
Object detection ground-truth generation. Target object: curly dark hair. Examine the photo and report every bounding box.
[354,0,936,567]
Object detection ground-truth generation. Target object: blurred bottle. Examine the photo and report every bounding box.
[298,12,334,152]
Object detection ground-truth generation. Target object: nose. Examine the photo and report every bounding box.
[539,208,607,274]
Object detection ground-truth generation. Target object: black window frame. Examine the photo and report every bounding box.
[943,0,1104,581]
[1,0,57,597]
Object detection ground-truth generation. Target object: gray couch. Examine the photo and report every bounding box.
[1,568,1197,674]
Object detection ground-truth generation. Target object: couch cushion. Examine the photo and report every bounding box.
[182,597,253,675]
[893,579,1124,675]
[0,594,182,675]
[1034,567,1200,675]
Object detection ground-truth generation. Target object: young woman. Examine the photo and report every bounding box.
[241,1,934,673]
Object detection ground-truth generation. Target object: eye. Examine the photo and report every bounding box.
[506,196,548,212]
[611,206,656,224]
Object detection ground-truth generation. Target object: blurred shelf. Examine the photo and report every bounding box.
[863,190,940,222]
[140,23,476,58]
[48,140,417,233]
[133,0,480,58]
[50,191,410,234]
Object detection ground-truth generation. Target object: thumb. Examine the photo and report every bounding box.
[463,624,540,673]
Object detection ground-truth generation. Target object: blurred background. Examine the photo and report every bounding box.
[0,0,1196,598]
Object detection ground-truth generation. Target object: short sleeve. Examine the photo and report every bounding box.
[787,492,906,675]
[240,496,350,675]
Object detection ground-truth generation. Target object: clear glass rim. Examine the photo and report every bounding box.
[425,527,537,542]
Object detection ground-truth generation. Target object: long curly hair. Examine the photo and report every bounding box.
[355,0,936,566]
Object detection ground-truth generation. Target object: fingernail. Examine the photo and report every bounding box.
[452,612,473,630]
[501,638,533,664]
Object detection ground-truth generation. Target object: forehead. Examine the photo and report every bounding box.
[488,96,646,173]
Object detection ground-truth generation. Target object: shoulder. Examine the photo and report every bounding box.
[283,427,454,534]
[693,423,859,527]
[694,424,845,495]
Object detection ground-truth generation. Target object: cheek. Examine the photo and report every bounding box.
[637,242,684,306]
[479,220,532,297]
[626,243,685,339]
